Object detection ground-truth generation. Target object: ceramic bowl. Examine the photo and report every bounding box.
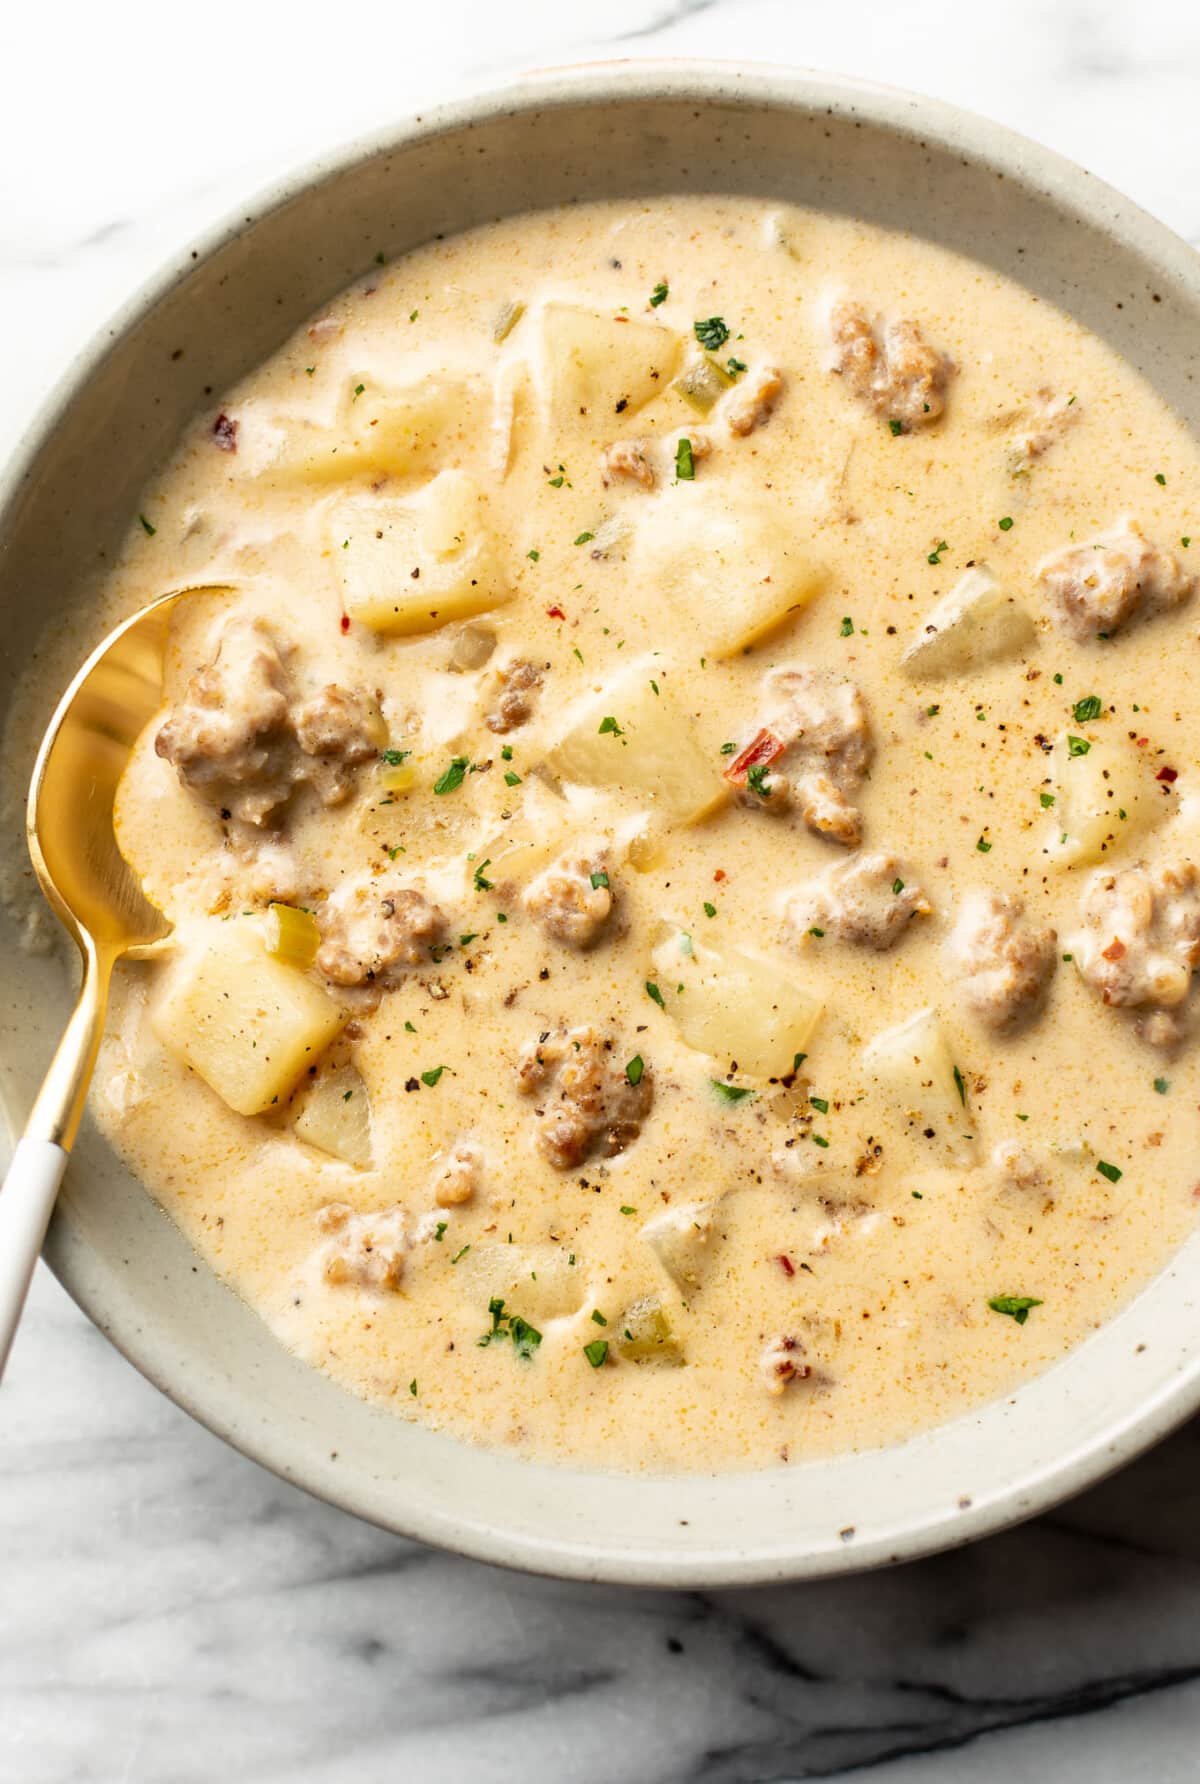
[4,62,1200,1586]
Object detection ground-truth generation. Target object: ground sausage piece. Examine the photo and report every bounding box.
[430,1142,483,1208]
[316,1203,408,1290]
[829,300,952,431]
[155,618,296,826]
[947,891,1058,1031]
[731,667,873,847]
[725,365,784,436]
[758,1334,811,1396]
[1036,519,1193,640]
[523,851,613,949]
[316,879,445,988]
[600,437,656,489]
[782,852,931,951]
[516,1025,652,1169]
[294,684,383,805]
[1066,860,1200,1045]
[485,659,543,734]
[1006,387,1080,467]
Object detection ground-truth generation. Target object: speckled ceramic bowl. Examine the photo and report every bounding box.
[3,63,1200,1586]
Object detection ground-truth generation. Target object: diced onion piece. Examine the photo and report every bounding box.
[294,1059,373,1167]
[860,1007,974,1163]
[331,470,511,636]
[615,1296,685,1366]
[651,929,823,1078]
[538,302,681,424]
[635,492,824,658]
[379,760,415,794]
[540,659,727,825]
[1048,731,1156,866]
[264,903,320,969]
[639,1200,719,1291]
[152,923,343,1118]
[901,567,1036,679]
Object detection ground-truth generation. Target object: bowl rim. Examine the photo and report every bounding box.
[9,57,1200,1586]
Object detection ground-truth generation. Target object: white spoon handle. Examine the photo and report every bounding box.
[0,1136,68,1378]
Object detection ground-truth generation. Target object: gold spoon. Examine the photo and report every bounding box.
[0,585,226,1375]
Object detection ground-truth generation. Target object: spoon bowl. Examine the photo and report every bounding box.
[0,584,228,1373]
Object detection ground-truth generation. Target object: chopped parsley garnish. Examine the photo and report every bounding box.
[404,1021,416,1034]
[527,548,540,561]
[645,981,665,1009]
[504,770,522,787]
[892,878,905,895]
[410,1379,418,1396]
[1073,695,1103,723]
[353,383,365,399]
[598,715,624,736]
[591,1309,608,1326]
[703,901,717,918]
[808,926,825,938]
[953,1064,967,1106]
[590,870,609,889]
[1183,536,1192,548]
[694,316,730,351]
[382,747,411,765]
[888,418,904,437]
[839,615,855,637]
[675,436,695,481]
[809,1096,829,1114]
[711,1080,754,1103]
[811,1134,830,1149]
[501,744,513,761]
[926,704,940,718]
[625,1055,645,1087]
[473,858,494,892]
[573,530,594,546]
[420,1066,446,1087]
[746,762,773,799]
[434,756,469,794]
[450,1244,471,1263]
[138,513,156,536]
[927,540,949,565]
[1040,792,1056,808]
[650,281,669,307]
[1154,1076,1170,1094]
[1155,471,1167,485]
[988,1294,1042,1325]
[726,356,747,376]
[459,933,478,947]
[619,1205,636,1216]
[434,1222,448,1242]
[998,516,1014,531]
[976,836,992,853]
[583,1339,609,1367]
[1053,673,1064,685]
[1096,1159,1123,1183]
[719,741,736,754]
[478,1297,542,1360]
[793,1053,807,1073]
[1066,735,1091,757]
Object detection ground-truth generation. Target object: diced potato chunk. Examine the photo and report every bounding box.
[459,1243,586,1324]
[540,660,727,825]
[539,302,680,424]
[640,1199,719,1291]
[294,1057,373,1168]
[153,924,343,1117]
[860,1008,974,1162]
[1047,731,1156,866]
[331,470,511,635]
[651,930,823,1078]
[635,493,824,658]
[901,567,1036,679]
[273,374,477,484]
[615,1296,685,1366]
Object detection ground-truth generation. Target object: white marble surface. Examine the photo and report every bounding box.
[5,2,1200,1779]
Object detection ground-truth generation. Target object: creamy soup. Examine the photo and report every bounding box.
[56,196,1200,1473]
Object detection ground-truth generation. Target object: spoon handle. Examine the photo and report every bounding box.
[0,1137,68,1377]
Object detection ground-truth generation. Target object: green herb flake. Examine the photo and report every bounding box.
[746,762,773,799]
[808,925,825,938]
[889,418,904,437]
[694,316,730,351]
[434,1221,448,1242]
[648,280,670,308]
[811,1134,830,1148]
[590,870,610,889]
[409,1379,418,1396]
[1067,735,1091,757]
[138,513,156,536]
[646,981,665,1009]
[1040,792,1056,808]
[675,436,695,481]
[527,548,540,562]
[1073,695,1103,723]
[711,1080,754,1104]
[451,1244,471,1264]
[598,715,624,737]
[1097,1159,1123,1183]
[1155,472,1167,485]
[573,531,595,546]
[892,878,905,895]
[809,1095,829,1114]
[927,541,949,565]
[719,741,736,755]
[1183,536,1191,549]
[726,356,747,376]
[1154,1076,1171,1094]
[353,383,365,399]
[953,1064,967,1106]
[583,1338,610,1368]
[839,615,855,637]
[998,516,1014,532]
[504,770,522,787]
[619,1205,636,1217]
[988,1294,1043,1326]
[625,1054,645,1087]
[404,1021,416,1034]
[976,836,993,853]
[703,901,717,919]
[459,933,478,947]
[473,859,494,892]
[421,1065,446,1087]
[434,756,469,794]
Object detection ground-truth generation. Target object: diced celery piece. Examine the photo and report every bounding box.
[265,903,321,969]
[615,1297,685,1366]
[672,354,733,414]
[493,298,526,343]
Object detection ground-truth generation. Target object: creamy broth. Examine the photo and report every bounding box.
[69,196,1200,1473]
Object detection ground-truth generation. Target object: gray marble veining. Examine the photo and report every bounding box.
[4,2,1200,1779]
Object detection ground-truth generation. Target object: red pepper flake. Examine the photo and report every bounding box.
[212,412,238,452]
[1102,937,1127,962]
[339,614,351,634]
[713,869,727,883]
[776,1253,795,1277]
[1157,765,1179,783]
[546,605,566,620]
[724,727,786,786]
[1136,736,1149,748]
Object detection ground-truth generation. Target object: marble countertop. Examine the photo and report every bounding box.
[5,2,1200,1779]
